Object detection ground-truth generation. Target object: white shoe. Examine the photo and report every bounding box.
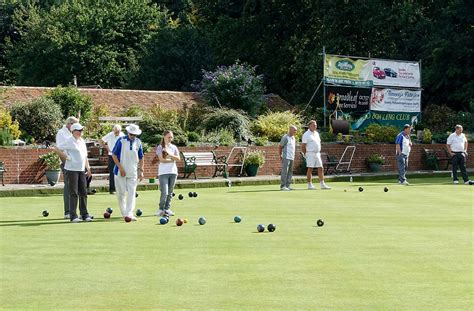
[320,183,331,190]
[280,187,290,191]
[155,210,166,217]
[84,216,93,222]
[464,180,472,185]
[71,218,82,223]
[64,214,70,219]
[453,180,459,184]
[308,183,316,190]
[402,180,409,185]
[130,216,137,221]
[165,209,175,216]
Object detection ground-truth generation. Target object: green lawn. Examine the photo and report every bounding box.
[1,178,472,310]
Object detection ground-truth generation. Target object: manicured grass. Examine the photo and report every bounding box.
[0,178,472,309]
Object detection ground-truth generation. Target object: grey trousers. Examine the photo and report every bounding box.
[452,152,469,182]
[65,170,89,220]
[61,162,69,215]
[280,158,294,188]
[158,174,177,211]
[397,154,409,183]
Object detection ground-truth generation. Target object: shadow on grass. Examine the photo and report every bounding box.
[0,217,126,227]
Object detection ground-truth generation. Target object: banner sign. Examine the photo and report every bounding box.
[352,111,421,131]
[369,88,421,112]
[326,86,371,112]
[369,60,421,88]
[324,55,372,87]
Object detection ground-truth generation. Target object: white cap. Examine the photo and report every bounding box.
[126,124,142,135]
[70,123,84,132]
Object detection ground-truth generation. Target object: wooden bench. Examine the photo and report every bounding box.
[300,152,338,175]
[424,147,452,170]
[0,161,6,186]
[180,151,228,179]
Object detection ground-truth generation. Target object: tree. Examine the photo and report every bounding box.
[6,0,167,87]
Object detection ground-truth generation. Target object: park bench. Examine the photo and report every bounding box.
[0,161,6,186]
[424,147,452,170]
[180,151,228,179]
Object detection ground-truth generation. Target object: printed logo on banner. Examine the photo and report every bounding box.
[326,86,371,112]
[335,60,355,71]
[370,88,421,112]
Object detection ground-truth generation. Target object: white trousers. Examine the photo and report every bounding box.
[114,175,137,217]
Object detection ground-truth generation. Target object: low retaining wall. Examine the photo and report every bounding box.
[1,144,472,184]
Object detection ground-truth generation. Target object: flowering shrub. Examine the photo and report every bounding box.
[367,154,385,164]
[197,62,265,117]
[251,111,302,142]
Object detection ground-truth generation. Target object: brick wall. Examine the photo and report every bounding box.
[1,144,473,184]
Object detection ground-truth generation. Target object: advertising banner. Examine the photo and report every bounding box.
[369,88,421,112]
[352,111,421,131]
[324,55,372,87]
[368,59,421,88]
[326,86,371,112]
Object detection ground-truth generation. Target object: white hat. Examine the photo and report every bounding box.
[70,123,84,132]
[126,124,142,135]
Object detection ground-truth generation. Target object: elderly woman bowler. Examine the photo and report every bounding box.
[111,124,144,221]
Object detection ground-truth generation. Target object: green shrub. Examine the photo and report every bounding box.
[39,151,61,170]
[0,107,21,139]
[187,131,200,142]
[197,62,265,117]
[367,154,385,164]
[422,128,432,144]
[46,86,93,124]
[181,103,214,132]
[11,97,63,142]
[201,108,250,140]
[432,132,450,143]
[244,150,265,167]
[0,128,13,146]
[138,105,188,146]
[254,136,268,146]
[320,131,336,142]
[200,129,235,146]
[365,124,398,143]
[251,111,303,142]
[423,105,457,133]
[84,103,112,140]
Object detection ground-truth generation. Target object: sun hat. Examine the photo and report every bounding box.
[70,123,84,132]
[126,124,142,135]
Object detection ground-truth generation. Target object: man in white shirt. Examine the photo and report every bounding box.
[55,116,79,219]
[100,124,125,194]
[301,120,331,190]
[395,124,412,185]
[279,125,297,191]
[447,124,472,184]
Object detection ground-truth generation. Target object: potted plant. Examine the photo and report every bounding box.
[244,150,265,177]
[39,151,61,186]
[367,154,385,172]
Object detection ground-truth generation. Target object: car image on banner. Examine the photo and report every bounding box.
[384,68,397,78]
[372,66,385,79]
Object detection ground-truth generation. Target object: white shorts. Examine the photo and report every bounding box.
[305,152,323,168]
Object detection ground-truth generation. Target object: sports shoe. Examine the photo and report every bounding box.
[155,210,166,217]
[464,180,472,185]
[401,180,409,185]
[64,214,70,219]
[280,187,290,191]
[84,216,93,222]
[320,183,331,190]
[165,209,175,216]
[308,183,316,190]
[453,180,459,184]
[71,218,82,223]
[130,216,137,221]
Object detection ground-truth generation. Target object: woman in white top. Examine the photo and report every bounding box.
[55,123,92,223]
[154,130,180,217]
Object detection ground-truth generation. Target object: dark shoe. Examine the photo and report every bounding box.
[109,191,116,194]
